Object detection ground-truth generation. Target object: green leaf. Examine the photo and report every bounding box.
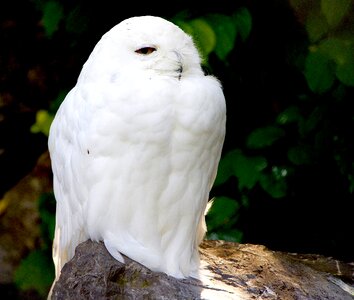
[30,110,54,136]
[277,106,302,125]
[319,37,354,87]
[228,149,267,190]
[320,37,354,59]
[288,145,313,165]
[304,50,335,94]
[49,89,68,113]
[233,7,252,41]
[321,0,351,27]
[42,1,64,37]
[319,38,354,86]
[188,18,216,63]
[259,170,287,198]
[14,250,54,296]
[205,14,237,61]
[214,152,234,186]
[299,107,323,136]
[206,197,239,231]
[336,58,354,87]
[38,193,56,243]
[173,20,194,37]
[305,12,329,42]
[246,126,285,149]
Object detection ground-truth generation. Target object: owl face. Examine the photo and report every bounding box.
[78,16,203,84]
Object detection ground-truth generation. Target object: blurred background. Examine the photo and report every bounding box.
[0,0,353,298]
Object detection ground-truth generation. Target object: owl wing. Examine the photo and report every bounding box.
[49,82,131,281]
[48,87,91,281]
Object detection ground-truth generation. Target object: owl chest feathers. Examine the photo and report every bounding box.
[53,72,225,277]
[78,74,225,164]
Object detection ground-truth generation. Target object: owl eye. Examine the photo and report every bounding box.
[135,47,157,55]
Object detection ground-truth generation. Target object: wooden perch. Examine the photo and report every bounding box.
[51,240,354,299]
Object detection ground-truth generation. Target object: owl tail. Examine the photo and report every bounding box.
[196,198,214,246]
[47,226,66,299]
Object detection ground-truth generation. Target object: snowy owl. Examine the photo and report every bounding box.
[48,15,226,286]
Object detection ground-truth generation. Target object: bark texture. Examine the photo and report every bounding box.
[52,240,354,299]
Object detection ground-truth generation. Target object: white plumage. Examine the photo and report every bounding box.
[48,15,226,285]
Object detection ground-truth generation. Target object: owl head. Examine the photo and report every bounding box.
[78,16,203,84]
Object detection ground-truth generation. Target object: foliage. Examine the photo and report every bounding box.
[206,196,243,242]
[40,1,64,37]
[14,250,54,297]
[30,110,54,136]
[208,0,354,244]
[14,193,56,297]
[172,8,252,64]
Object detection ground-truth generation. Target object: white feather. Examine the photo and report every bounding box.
[48,15,226,286]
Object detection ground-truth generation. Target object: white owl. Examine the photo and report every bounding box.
[48,15,226,286]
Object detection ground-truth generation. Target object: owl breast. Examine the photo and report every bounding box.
[73,73,225,278]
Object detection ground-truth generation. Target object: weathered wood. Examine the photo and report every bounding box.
[52,240,354,299]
